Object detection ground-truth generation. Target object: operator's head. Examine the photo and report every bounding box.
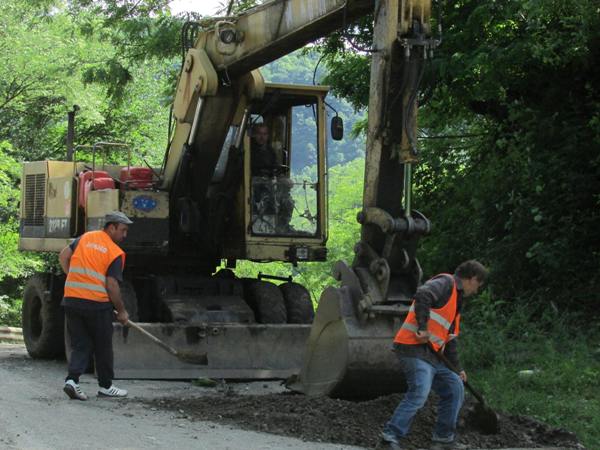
[103,211,133,243]
[455,260,488,297]
[252,123,269,146]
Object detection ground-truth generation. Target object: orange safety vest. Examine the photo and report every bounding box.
[394,274,461,351]
[64,230,126,302]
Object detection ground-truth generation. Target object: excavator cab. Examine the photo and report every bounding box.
[221,83,331,264]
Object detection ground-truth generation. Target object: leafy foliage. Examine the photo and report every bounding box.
[461,295,600,449]
[0,141,43,326]
[0,0,106,159]
[0,295,22,327]
[317,0,600,311]
[0,141,43,280]
[418,0,600,309]
[261,50,366,167]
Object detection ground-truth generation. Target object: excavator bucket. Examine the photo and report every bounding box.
[112,323,311,379]
[287,284,408,399]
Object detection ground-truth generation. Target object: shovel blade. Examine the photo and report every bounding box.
[468,402,500,434]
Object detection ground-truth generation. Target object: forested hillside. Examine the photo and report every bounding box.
[261,51,366,166]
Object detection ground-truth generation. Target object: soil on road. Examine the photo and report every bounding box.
[146,392,583,449]
[0,343,584,449]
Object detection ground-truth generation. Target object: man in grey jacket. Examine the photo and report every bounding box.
[381,260,488,449]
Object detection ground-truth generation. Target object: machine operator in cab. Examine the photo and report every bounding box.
[250,122,294,234]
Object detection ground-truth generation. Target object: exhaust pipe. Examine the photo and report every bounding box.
[66,104,80,161]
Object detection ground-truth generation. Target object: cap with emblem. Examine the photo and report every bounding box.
[105,211,133,225]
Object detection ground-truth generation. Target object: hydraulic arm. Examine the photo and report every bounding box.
[161,0,373,192]
[289,0,438,398]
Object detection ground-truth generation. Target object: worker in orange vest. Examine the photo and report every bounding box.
[380,260,488,450]
[58,211,133,401]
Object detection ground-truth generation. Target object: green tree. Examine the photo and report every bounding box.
[0,141,43,325]
[314,0,600,310]
[0,141,44,279]
[0,0,124,160]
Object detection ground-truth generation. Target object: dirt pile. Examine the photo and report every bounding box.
[145,391,584,449]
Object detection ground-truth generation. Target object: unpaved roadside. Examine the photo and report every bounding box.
[0,343,364,450]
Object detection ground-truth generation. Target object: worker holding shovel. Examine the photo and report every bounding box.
[58,211,133,401]
[380,260,488,450]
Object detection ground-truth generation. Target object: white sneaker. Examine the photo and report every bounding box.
[64,380,88,401]
[97,385,128,398]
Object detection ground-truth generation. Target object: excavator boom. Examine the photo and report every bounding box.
[199,0,374,77]
[289,0,436,398]
[161,0,374,192]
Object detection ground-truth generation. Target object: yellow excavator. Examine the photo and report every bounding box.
[19,0,436,398]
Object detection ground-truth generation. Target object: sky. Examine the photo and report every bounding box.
[168,0,225,16]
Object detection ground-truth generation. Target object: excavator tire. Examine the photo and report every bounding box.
[245,280,287,324]
[279,282,314,324]
[22,273,65,359]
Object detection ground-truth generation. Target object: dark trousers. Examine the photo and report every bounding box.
[65,306,114,389]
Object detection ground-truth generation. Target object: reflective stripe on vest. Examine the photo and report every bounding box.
[406,304,453,329]
[399,321,447,348]
[64,281,108,294]
[68,266,107,283]
[393,273,460,351]
[64,230,125,302]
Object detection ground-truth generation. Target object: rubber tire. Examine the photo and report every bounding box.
[245,280,287,324]
[22,273,65,359]
[279,282,315,324]
[120,280,139,322]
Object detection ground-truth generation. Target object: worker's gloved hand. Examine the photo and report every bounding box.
[415,330,430,343]
[115,310,129,326]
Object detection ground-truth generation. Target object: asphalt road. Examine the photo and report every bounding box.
[0,343,365,450]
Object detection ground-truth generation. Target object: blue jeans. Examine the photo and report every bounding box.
[383,355,464,443]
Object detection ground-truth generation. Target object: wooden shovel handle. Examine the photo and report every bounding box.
[429,344,487,405]
[127,319,180,357]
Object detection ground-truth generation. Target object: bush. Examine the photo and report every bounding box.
[0,295,22,327]
[460,295,600,449]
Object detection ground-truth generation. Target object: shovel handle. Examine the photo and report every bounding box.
[429,344,487,405]
[127,319,180,357]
